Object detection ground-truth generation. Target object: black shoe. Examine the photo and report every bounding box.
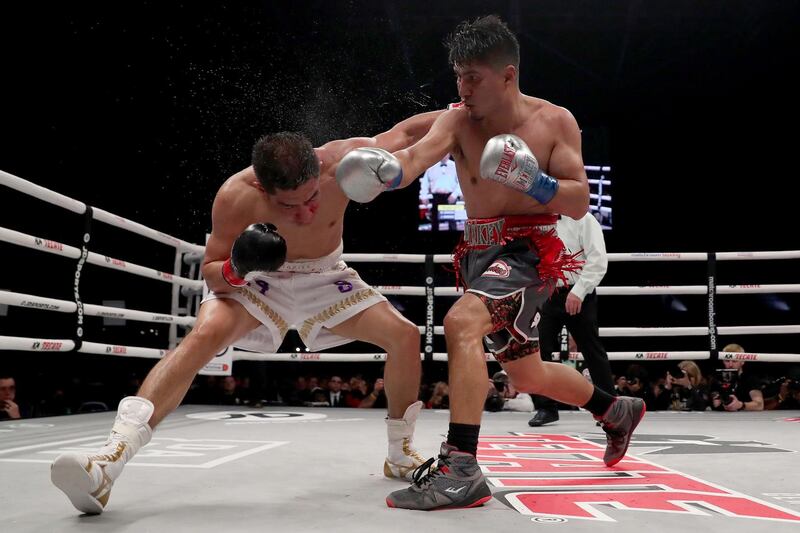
[528,409,559,427]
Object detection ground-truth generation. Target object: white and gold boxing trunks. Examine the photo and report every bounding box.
[203,242,387,351]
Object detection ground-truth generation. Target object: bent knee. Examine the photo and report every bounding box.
[444,305,490,341]
[506,359,547,394]
[183,324,231,357]
[382,320,421,355]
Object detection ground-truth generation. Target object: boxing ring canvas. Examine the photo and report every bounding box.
[2,406,799,532]
[3,163,800,531]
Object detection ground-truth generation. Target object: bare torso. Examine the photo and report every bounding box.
[215,147,348,262]
[452,96,563,218]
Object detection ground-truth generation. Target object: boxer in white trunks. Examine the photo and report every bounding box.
[50,109,443,515]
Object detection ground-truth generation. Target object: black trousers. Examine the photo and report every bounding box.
[533,287,615,411]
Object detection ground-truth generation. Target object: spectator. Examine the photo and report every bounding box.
[623,364,657,411]
[613,375,630,395]
[326,376,348,407]
[1,375,27,420]
[711,343,764,411]
[285,376,311,406]
[662,361,709,411]
[763,367,800,410]
[427,382,449,409]
[345,376,367,407]
[308,387,329,406]
[358,378,387,409]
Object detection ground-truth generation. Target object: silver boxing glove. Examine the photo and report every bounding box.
[335,147,403,203]
[479,134,559,204]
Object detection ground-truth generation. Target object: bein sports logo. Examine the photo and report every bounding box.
[482,260,511,278]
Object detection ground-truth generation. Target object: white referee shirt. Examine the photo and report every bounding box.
[420,159,460,196]
[556,213,608,301]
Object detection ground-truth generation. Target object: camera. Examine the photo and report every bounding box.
[711,369,739,405]
[763,376,800,399]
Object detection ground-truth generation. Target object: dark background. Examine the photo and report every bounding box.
[1,1,799,403]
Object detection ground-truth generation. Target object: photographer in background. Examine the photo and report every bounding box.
[486,371,533,413]
[711,344,764,412]
[763,367,800,410]
[662,361,709,411]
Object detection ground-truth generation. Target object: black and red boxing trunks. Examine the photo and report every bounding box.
[453,215,581,363]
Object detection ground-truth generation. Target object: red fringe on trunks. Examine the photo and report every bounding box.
[452,214,584,292]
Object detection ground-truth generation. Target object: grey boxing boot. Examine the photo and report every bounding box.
[594,396,646,466]
[386,442,492,510]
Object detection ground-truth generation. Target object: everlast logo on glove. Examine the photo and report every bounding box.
[494,141,517,179]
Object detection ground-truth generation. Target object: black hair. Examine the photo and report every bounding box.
[445,15,520,70]
[251,132,320,193]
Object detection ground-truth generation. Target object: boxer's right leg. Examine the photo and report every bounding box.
[51,298,260,514]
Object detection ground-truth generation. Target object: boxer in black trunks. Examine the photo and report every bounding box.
[337,15,646,511]
[455,215,574,363]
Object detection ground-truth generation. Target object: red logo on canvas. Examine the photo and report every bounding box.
[478,433,800,523]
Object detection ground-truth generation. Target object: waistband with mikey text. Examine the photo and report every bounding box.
[277,241,344,273]
[463,215,557,246]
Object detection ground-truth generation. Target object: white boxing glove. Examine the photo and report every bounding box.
[336,147,403,203]
[479,134,559,204]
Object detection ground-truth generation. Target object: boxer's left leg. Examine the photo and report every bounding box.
[503,345,645,466]
[51,298,261,514]
[328,302,425,480]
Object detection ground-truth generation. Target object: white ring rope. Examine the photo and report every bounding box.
[3,335,797,363]
[1,169,203,254]
[3,172,800,366]
[0,290,196,326]
[230,349,800,363]
[342,250,800,264]
[414,325,800,337]
[0,226,203,289]
[373,284,800,296]
[8,225,796,297]
[0,336,167,358]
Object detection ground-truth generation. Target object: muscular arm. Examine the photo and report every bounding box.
[374,110,444,152]
[201,185,250,294]
[744,389,765,411]
[393,111,458,188]
[333,109,456,201]
[545,109,590,219]
[321,110,445,165]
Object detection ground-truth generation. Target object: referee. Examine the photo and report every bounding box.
[529,212,616,426]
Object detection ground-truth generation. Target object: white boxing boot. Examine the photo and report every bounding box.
[384,400,426,480]
[51,396,154,514]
